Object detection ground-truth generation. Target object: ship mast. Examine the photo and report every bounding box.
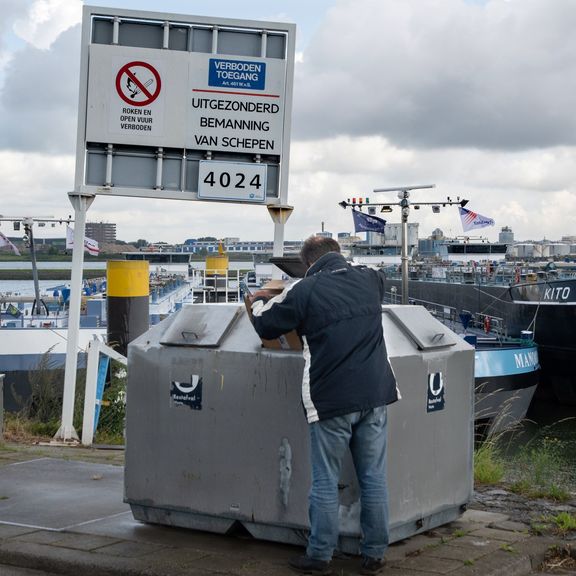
[339,186,469,305]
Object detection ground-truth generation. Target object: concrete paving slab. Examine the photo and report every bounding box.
[462,509,510,524]
[445,549,533,576]
[1,566,63,576]
[93,540,169,558]
[424,544,493,562]
[0,458,129,531]
[0,525,38,539]
[445,534,504,553]
[470,526,531,542]
[490,520,531,533]
[395,555,464,574]
[16,531,121,551]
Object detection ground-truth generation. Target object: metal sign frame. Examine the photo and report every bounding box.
[75,5,296,206]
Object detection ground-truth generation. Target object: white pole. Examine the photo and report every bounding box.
[54,192,94,442]
[81,339,100,446]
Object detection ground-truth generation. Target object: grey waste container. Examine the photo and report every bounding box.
[125,304,474,552]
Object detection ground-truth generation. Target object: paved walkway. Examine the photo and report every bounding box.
[0,443,572,576]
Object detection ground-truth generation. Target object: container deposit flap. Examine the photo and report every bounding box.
[383,306,459,351]
[160,305,243,347]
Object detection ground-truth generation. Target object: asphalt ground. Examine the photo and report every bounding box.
[0,442,573,576]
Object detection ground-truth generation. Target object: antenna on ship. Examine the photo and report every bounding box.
[338,186,469,304]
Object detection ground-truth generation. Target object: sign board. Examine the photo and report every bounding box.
[76,6,295,204]
[198,160,267,202]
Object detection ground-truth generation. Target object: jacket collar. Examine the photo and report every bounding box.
[305,252,348,277]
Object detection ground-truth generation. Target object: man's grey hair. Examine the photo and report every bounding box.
[300,236,341,268]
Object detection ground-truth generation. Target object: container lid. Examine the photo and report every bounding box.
[383,306,459,351]
[160,305,242,347]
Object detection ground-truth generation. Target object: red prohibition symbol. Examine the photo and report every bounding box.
[115,61,161,106]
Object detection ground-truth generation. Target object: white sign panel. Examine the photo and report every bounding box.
[198,160,267,202]
[86,48,285,154]
[77,6,295,203]
[86,45,188,147]
[188,54,286,155]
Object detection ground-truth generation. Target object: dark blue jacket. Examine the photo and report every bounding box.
[251,252,398,422]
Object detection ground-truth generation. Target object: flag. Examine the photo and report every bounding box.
[0,230,20,256]
[6,303,22,317]
[352,209,386,233]
[458,207,495,232]
[66,226,100,256]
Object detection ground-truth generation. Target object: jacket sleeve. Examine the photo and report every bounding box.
[251,280,306,340]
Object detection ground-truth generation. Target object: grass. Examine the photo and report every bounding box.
[474,417,576,500]
[2,355,127,446]
[532,513,576,537]
[474,440,505,484]
[551,512,576,535]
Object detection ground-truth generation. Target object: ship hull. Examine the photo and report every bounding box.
[386,278,575,405]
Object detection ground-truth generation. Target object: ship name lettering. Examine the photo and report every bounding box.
[514,351,538,369]
[543,286,570,300]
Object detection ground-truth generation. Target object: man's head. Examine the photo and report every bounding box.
[300,236,341,269]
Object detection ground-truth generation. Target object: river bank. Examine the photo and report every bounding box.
[0,269,105,281]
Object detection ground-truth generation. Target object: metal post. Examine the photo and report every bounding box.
[267,205,294,280]
[81,339,100,446]
[401,215,409,305]
[400,192,410,305]
[25,221,42,315]
[55,192,95,442]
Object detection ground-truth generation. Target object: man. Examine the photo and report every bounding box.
[251,236,398,575]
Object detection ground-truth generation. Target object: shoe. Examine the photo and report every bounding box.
[288,554,332,574]
[360,555,386,575]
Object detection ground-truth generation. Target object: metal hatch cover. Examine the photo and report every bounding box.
[160,305,243,347]
[383,306,459,351]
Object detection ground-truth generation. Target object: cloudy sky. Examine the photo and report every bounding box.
[1,0,575,244]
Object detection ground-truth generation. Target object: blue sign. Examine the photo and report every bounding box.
[208,59,266,90]
[94,353,110,432]
[427,373,445,413]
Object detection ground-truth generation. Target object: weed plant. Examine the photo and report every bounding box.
[474,416,576,499]
[2,349,125,444]
[474,439,505,484]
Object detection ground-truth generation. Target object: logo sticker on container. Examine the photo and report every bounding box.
[427,373,445,413]
[170,375,203,410]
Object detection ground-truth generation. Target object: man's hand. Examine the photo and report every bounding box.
[248,289,277,303]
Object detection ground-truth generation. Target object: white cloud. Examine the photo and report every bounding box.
[294,0,576,149]
[12,0,82,50]
[0,25,81,153]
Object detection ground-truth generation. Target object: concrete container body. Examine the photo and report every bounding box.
[125,304,474,552]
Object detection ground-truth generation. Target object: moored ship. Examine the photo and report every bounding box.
[383,263,576,405]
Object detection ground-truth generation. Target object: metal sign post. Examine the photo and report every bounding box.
[54,193,94,442]
[267,205,294,279]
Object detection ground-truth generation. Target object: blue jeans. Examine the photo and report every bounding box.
[306,406,389,562]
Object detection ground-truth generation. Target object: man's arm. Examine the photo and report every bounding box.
[250,281,305,340]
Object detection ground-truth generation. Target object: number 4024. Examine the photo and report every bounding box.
[203,171,262,189]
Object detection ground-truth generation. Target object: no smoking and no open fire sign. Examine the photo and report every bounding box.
[115,61,161,106]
